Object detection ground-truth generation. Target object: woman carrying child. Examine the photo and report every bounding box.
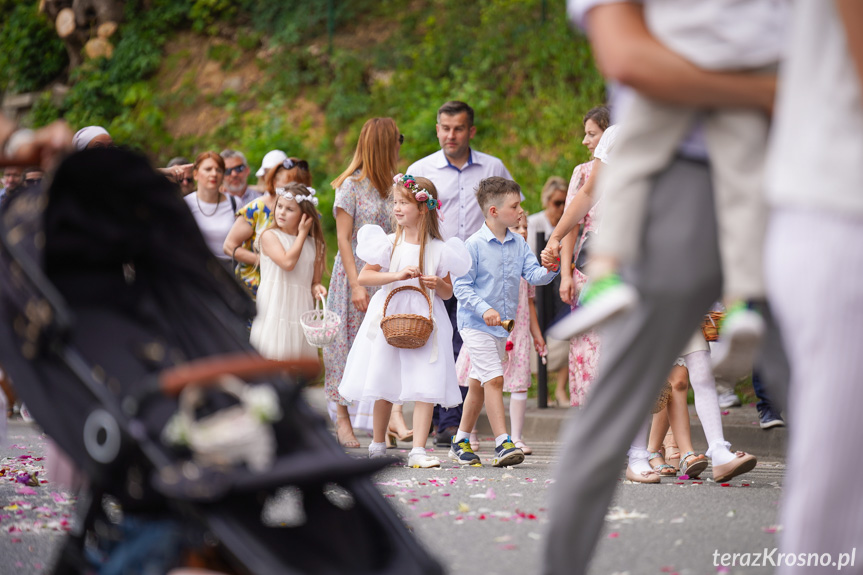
[339,175,471,468]
[249,182,327,360]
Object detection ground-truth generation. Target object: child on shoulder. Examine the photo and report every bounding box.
[338,174,471,468]
[451,177,558,467]
[250,182,327,360]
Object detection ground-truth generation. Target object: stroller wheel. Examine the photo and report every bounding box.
[83,409,122,464]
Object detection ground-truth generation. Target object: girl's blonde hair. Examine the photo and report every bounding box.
[390,176,443,276]
[257,182,327,277]
[331,118,400,199]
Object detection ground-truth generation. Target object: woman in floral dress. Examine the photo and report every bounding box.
[324,118,401,448]
[558,106,609,407]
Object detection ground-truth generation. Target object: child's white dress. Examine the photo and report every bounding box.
[338,225,471,406]
[250,229,317,360]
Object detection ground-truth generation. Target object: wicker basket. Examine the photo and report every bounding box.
[300,294,341,348]
[701,310,725,342]
[380,286,434,349]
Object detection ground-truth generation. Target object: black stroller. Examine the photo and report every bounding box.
[0,148,443,575]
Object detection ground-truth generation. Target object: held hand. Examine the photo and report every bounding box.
[483,309,501,327]
[559,275,574,305]
[396,265,421,282]
[298,214,313,236]
[350,285,370,312]
[419,274,441,290]
[532,334,547,355]
[540,248,559,273]
[312,283,327,299]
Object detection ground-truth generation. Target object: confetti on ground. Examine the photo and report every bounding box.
[605,507,649,521]
[608,532,619,538]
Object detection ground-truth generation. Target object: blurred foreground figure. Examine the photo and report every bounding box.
[765,2,863,572]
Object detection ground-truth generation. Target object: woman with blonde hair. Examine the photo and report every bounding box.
[223,157,312,298]
[324,118,408,448]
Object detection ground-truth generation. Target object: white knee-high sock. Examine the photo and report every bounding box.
[627,418,653,474]
[684,350,736,466]
[510,391,528,440]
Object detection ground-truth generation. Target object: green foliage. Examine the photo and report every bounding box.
[0,3,66,93]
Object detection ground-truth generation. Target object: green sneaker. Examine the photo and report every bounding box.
[492,437,525,467]
[548,273,638,340]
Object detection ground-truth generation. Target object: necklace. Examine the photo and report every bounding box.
[195,191,221,217]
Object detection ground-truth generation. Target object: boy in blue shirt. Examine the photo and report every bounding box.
[451,177,559,467]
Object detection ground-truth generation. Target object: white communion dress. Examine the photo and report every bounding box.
[250,229,317,360]
[338,225,471,406]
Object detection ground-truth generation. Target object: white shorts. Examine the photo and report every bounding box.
[460,328,507,385]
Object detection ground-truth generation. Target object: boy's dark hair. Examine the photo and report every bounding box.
[437,101,475,126]
[475,177,521,215]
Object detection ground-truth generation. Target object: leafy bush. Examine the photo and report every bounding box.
[0,3,66,93]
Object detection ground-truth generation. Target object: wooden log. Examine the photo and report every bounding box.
[84,37,113,59]
[55,7,76,38]
[96,20,117,39]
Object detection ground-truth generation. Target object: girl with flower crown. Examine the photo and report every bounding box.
[338,174,471,468]
[249,182,327,361]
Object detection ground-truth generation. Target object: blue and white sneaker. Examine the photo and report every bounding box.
[450,436,482,466]
[492,437,525,468]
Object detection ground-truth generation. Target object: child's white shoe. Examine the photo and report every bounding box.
[407,452,441,468]
[368,441,387,459]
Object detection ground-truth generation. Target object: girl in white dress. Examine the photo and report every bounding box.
[339,175,471,468]
[250,183,327,360]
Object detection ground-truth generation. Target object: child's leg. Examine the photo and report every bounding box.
[509,391,528,441]
[666,365,708,477]
[591,95,698,267]
[684,350,739,467]
[458,377,485,437]
[372,400,393,444]
[411,402,434,450]
[647,409,676,475]
[482,376,507,440]
[703,108,770,301]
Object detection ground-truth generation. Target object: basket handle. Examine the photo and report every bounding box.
[381,285,433,321]
[159,353,320,397]
[317,293,327,321]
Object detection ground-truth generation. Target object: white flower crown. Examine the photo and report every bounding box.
[276,186,319,207]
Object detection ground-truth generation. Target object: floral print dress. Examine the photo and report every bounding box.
[235,195,274,298]
[566,160,601,407]
[323,172,393,405]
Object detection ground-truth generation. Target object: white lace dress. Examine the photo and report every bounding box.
[250,229,317,360]
[338,225,471,406]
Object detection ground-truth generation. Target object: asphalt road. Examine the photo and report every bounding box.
[1,422,786,575]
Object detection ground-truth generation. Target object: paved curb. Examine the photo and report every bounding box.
[304,389,787,461]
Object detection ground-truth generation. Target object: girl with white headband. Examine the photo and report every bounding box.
[249,182,327,360]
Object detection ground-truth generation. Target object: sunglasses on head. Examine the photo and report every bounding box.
[283,158,309,171]
[225,165,247,176]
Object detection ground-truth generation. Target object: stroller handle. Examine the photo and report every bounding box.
[160,353,321,396]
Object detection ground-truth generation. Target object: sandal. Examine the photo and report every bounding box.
[386,426,413,448]
[625,466,661,484]
[648,451,677,476]
[513,439,533,456]
[663,430,680,470]
[335,415,360,449]
[712,451,757,482]
[678,451,708,478]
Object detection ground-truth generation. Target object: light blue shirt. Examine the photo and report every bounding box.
[454,223,558,338]
[407,149,513,242]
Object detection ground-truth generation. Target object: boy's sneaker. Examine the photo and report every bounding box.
[492,437,525,468]
[450,436,482,466]
[711,303,765,380]
[758,407,785,430]
[717,390,742,409]
[407,452,441,468]
[547,274,638,340]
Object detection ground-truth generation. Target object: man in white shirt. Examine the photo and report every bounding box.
[407,101,513,445]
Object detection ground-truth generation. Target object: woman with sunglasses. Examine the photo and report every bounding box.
[527,176,571,407]
[223,156,311,299]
